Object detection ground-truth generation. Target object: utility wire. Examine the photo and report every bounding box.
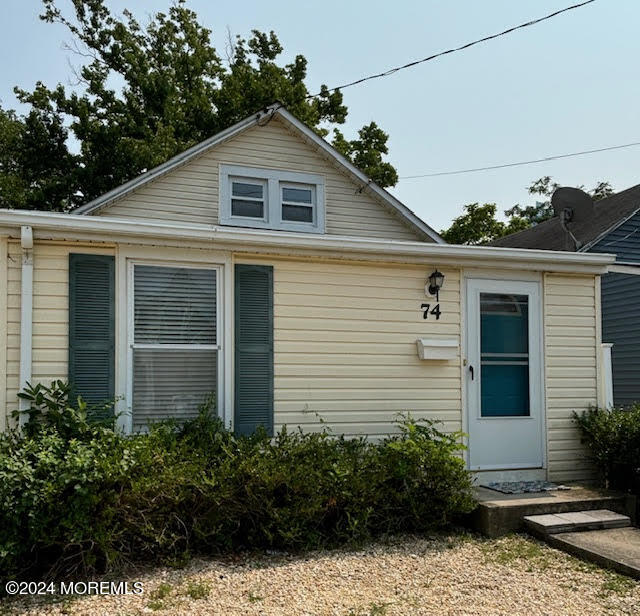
[399,141,640,179]
[306,0,596,98]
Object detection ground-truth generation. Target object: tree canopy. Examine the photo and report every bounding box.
[1,0,399,211]
[441,176,614,245]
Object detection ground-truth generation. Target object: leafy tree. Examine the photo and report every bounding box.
[441,203,530,245]
[442,176,614,245]
[3,0,398,211]
[332,123,398,187]
[0,103,77,210]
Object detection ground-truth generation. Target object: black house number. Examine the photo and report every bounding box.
[421,303,441,320]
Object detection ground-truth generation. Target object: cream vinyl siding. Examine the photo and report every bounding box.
[101,117,424,241]
[0,237,7,430]
[544,273,598,482]
[6,240,20,426]
[4,241,115,426]
[237,256,461,436]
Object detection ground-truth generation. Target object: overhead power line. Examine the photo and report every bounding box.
[399,141,640,179]
[307,0,596,98]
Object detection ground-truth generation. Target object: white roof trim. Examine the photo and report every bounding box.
[0,209,615,274]
[72,112,261,215]
[579,204,640,254]
[71,104,443,243]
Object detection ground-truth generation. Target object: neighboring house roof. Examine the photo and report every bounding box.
[489,183,640,252]
[72,103,444,244]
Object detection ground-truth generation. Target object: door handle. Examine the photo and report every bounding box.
[469,365,474,380]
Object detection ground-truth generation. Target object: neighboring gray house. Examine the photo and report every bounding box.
[492,183,640,406]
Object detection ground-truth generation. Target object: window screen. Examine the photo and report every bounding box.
[231,180,265,219]
[132,265,218,431]
[281,184,314,223]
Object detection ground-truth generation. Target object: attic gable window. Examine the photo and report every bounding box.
[220,164,325,233]
[231,179,266,220]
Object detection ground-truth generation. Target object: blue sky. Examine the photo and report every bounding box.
[1,0,638,231]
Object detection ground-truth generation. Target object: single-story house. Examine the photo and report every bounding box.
[0,104,615,483]
[491,183,640,407]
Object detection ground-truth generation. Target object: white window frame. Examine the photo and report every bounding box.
[280,182,316,225]
[219,164,325,233]
[229,176,268,223]
[125,260,223,434]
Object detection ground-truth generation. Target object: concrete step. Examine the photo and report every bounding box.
[470,485,636,538]
[548,527,640,580]
[524,509,631,536]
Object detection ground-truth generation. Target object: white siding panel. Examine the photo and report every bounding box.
[544,273,598,482]
[0,237,7,430]
[3,242,115,426]
[239,257,461,438]
[5,241,20,427]
[102,117,424,241]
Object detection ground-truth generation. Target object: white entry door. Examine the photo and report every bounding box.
[466,279,544,470]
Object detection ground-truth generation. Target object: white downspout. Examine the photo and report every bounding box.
[602,343,614,409]
[18,225,33,427]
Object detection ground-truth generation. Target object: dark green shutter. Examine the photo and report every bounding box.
[68,253,115,416]
[234,264,274,436]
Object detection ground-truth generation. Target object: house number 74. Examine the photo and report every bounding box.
[421,303,441,320]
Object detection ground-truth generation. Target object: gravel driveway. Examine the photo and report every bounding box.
[4,533,639,616]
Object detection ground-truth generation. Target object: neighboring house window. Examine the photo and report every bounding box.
[220,164,325,233]
[129,263,220,432]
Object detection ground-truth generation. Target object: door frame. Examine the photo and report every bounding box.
[461,270,547,473]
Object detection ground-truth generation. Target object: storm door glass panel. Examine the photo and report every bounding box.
[132,265,218,431]
[480,293,529,417]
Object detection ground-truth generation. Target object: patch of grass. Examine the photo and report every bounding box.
[183,580,210,600]
[247,589,263,603]
[147,599,166,611]
[147,582,173,611]
[150,582,173,600]
[481,535,554,571]
[598,572,637,597]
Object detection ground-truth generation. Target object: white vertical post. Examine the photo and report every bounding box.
[602,343,614,409]
[18,226,33,427]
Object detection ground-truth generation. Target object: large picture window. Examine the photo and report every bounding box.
[130,264,219,431]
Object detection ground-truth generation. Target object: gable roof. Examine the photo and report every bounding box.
[72,103,443,244]
[489,183,640,252]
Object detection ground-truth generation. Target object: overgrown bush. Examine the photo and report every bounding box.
[0,381,475,581]
[574,405,640,492]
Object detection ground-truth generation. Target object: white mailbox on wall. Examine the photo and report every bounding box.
[416,338,458,361]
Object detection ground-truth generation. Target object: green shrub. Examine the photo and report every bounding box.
[574,405,640,492]
[0,381,475,581]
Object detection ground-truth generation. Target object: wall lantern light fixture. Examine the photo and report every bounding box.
[426,269,445,301]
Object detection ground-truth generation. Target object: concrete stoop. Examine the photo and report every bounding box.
[470,485,636,538]
[469,485,639,579]
[546,528,640,580]
[524,510,640,580]
[524,509,631,535]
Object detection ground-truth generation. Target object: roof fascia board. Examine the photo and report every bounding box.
[579,204,640,253]
[608,264,640,275]
[0,209,614,274]
[72,112,262,215]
